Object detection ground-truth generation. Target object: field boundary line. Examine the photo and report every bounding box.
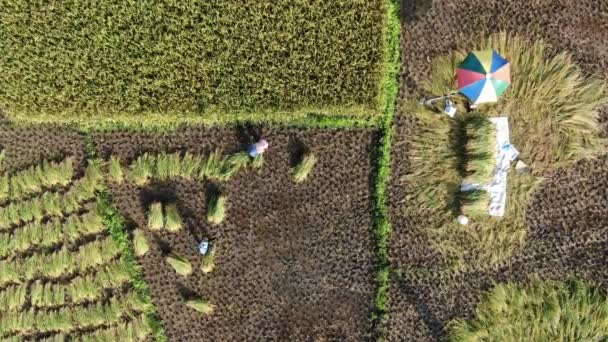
[370,0,400,340]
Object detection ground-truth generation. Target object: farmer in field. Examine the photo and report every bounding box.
[247,139,269,157]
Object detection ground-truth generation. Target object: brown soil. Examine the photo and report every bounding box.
[93,126,379,341]
[388,1,608,340]
[0,124,86,172]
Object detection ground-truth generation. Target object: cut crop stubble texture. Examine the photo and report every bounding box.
[0,0,389,122]
[387,1,608,340]
[93,126,379,341]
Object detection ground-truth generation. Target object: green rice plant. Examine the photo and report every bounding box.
[108,155,124,184]
[293,153,317,183]
[185,298,215,315]
[166,253,192,277]
[464,115,496,185]
[251,154,264,169]
[69,259,131,304]
[0,175,9,201]
[449,278,608,341]
[200,150,224,180]
[220,152,251,180]
[461,189,491,218]
[179,152,201,180]
[207,195,227,225]
[147,202,164,231]
[133,229,150,256]
[30,281,66,308]
[82,315,151,342]
[130,153,155,186]
[0,285,27,312]
[164,204,183,232]
[200,245,216,274]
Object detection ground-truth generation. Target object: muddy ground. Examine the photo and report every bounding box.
[94,126,379,341]
[387,0,608,340]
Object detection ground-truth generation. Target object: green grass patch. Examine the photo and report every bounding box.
[403,32,607,271]
[369,0,400,340]
[449,278,608,341]
[1,1,391,124]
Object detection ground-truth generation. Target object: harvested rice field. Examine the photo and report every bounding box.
[387,0,608,340]
[92,127,379,341]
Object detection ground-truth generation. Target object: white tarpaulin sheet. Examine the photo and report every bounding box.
[461,116,518,217]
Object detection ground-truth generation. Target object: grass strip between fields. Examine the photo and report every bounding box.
[369,0,400,340]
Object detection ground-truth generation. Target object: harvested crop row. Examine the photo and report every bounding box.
[0,125,157,341]
[0,209,103,259]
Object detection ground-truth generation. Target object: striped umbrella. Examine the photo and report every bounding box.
[457,50,511,104]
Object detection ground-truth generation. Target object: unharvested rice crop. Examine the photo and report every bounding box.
[0,0,391,124]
